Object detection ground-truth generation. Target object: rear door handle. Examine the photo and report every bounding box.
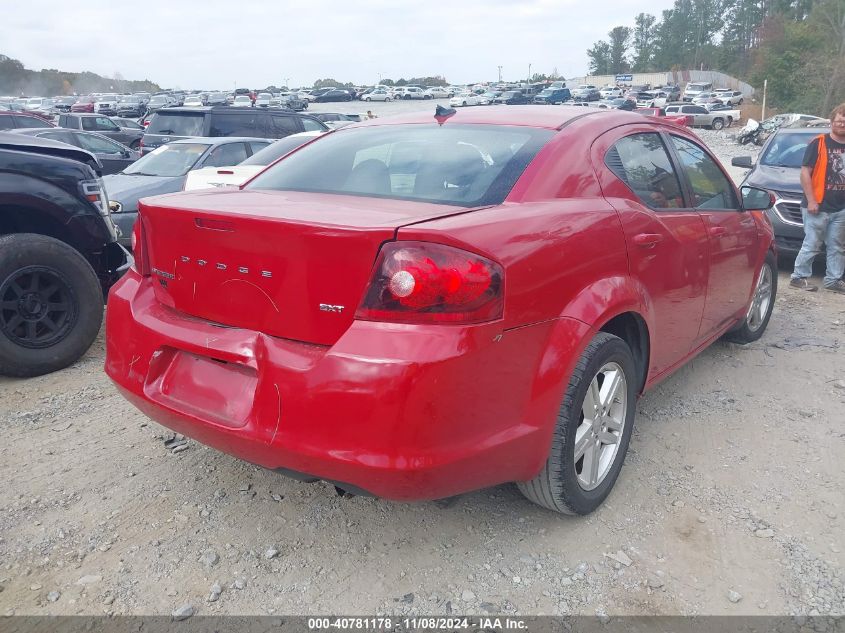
[633,233,664,248]
[709,226,728,237]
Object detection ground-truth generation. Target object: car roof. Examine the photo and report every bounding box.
[773,126,831,135]
[168,136,272,146]
[355,105,612,130]
[0,130,96,164]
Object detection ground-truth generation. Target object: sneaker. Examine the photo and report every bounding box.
[823,280,845,294]
[789,277,818,291]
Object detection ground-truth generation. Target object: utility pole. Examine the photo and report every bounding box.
[528,63,532,83]
[498,66,503,83]
[761,78,768,121]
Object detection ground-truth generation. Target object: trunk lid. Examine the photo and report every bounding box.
[140,189,474,345]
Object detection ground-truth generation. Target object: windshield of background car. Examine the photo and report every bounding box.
[246,124,553,207]
[122,143,210,176]
[146,112,204,136]
[760,132,817,168]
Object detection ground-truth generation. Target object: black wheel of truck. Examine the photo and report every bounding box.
[0,234,103,377]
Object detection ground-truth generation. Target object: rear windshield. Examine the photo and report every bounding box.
[246,124,553,207]
[242,134,321,166]
[147,112,204,136]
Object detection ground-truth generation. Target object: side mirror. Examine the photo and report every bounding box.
[731,156,754,169]
[741,186,774,211]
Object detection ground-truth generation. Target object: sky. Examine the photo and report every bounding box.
[2,0,679,89]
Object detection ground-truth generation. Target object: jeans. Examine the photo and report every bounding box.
[792,207,845,286]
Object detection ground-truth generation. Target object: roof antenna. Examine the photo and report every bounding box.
[434,104,456,126]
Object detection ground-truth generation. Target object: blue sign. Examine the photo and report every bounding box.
[615,74,633,82]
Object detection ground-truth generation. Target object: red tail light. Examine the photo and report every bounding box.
[130,216,151,276]
[356,242,503,324]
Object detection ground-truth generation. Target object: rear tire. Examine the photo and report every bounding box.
[517,332,637,515]
[725,252,777,344]
[0,234,103,377]
[712,118,725,130]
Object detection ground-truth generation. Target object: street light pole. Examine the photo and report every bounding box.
[498,65,503,83]
[528,63,532,83]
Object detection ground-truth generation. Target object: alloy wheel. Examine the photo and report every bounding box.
[574,362,628,490]
[0,266,77,349]
[746,262,773,332]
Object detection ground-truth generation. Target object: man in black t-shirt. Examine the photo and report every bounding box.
[790,103,845,293]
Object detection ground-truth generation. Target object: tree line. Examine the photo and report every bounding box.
[0,55,160,97]
[312,76,450,89]
[585,0,845,115]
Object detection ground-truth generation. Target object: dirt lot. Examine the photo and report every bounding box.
[0,109,843,619]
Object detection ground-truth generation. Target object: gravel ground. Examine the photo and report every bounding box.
[0,104,843,619]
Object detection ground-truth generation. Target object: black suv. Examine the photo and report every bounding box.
[141,106,329,154]
[0,133,128,377]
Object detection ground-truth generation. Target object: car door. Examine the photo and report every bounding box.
[72,131,133,175]
[667,134,758,341]
[683,105,709,126]
[592,126,710,378]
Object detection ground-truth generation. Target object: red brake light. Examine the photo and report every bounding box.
[130,215,151,276]
[356,241,503,324]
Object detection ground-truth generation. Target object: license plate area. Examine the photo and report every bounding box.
[145,348,257,429]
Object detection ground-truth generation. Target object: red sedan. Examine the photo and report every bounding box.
[105,106,777,515]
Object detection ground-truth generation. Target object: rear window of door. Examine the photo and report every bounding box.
[301,118,326,133]
[202,142,249,167]
[38,130,77,145]
[669,136,739,210]
[269,114,300,137]
[147,112,204,136]
[75,133,125,155]
[82,116,120,132]
[0,116,14,130]
[14,115,52,128]
[209,112,265,137]
[605,133,686,209]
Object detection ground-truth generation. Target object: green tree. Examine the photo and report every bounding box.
[587,41,612,75]
[608,26,633,73]
[810,0,845,113]
[632,13,657,71]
